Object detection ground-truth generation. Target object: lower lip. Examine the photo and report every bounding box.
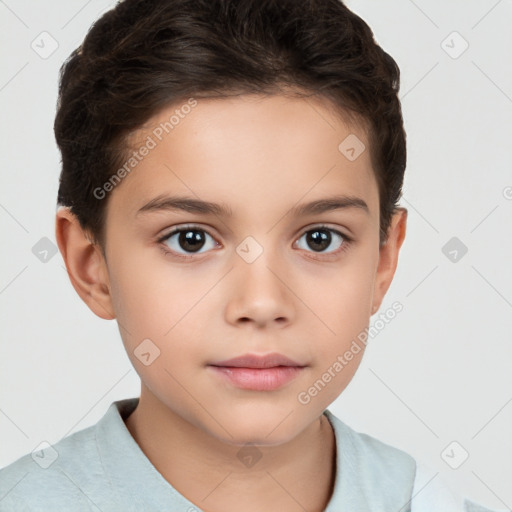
[209,366,304,391]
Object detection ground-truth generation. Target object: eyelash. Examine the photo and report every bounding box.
[156,224,353,261]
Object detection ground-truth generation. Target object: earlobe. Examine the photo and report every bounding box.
[55,207,115,320]
[371,207,407,314]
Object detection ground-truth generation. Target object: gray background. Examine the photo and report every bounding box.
[1,0,511,509]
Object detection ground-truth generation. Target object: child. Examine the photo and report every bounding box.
[0,0,498,510]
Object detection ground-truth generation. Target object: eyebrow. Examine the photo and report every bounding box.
[136,194,369,218]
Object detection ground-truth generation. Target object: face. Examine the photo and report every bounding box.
[98,94,390,446]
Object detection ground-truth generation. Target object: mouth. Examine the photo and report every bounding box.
[207,352,307,391]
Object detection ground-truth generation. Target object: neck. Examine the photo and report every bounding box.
[125,387,336,512]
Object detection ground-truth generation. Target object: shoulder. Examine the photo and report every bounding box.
[410,462,462,511]
[411,463,503,512]
[324,410,501,512]
[0,423,111,511]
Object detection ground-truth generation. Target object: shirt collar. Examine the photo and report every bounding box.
[96,397,414,511]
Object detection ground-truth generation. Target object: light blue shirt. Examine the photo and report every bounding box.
[0,397,497,511]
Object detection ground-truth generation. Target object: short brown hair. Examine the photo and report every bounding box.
[55,0,406,246]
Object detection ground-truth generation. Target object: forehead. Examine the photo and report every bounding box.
[110,94,378,222]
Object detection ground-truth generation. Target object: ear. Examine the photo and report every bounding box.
[55,207,115,320]
[371,207,407,315]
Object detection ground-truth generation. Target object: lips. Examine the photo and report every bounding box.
[208,352,306,391]
[210,353,304,369]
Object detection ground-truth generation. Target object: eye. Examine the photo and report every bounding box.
[157,223,352,261]
[158,225,218,259]
[294,225,352,256]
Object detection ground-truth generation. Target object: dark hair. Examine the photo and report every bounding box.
[55,0,406,246]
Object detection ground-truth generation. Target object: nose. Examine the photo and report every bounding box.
[224,249,295,329]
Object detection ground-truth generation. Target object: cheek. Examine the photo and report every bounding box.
[107,252,221,363]
[109,252,189,330]
[302,245,377,388]
[313,250,377,335]
[107,260,205,393]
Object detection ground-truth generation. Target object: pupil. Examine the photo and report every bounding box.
[180,230,205,252]
[307,229,330,252]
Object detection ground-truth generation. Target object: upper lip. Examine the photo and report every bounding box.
[209,353,305,369]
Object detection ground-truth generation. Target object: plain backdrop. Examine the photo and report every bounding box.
[1,0,511,509]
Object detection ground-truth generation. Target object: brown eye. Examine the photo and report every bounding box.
[176,229,206,252]
[305,229,332,252]
[295,226,350,254]
[160,226,217,256]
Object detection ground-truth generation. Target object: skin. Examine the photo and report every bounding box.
[56,93,407,512]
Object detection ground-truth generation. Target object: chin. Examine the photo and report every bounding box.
[203,407,313,447]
